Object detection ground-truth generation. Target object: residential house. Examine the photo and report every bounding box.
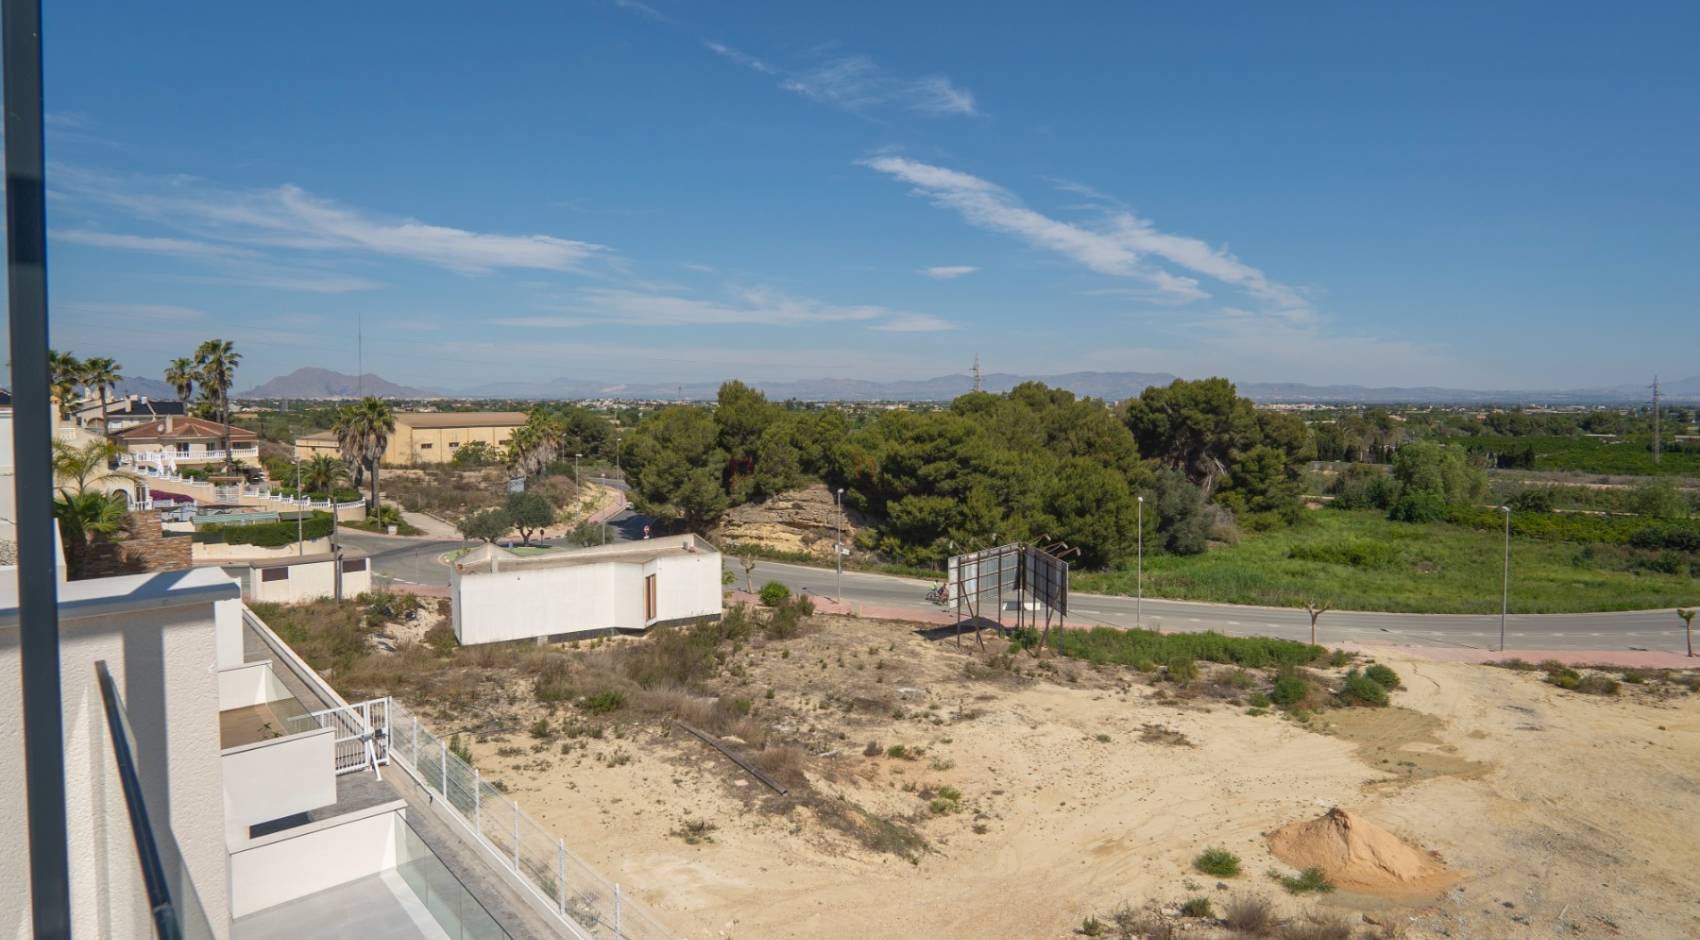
[74,394,190,433]
[113,414,261,468]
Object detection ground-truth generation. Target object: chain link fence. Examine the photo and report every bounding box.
[390,699,676,940]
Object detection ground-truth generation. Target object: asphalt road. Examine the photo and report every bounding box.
[337,494,1689,653]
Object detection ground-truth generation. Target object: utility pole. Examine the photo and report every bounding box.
[1652,375,1662,465]
[1499,505,1511,652]
[834,487,846,600]
[971,353,982,393]
[1135,495,1144,629]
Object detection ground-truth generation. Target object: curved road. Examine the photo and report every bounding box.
[338,496,1689,654]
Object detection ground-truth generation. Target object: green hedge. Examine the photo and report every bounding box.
[200,512,334,547]
[1020,626,1324,669]
[1447,506,1700,547]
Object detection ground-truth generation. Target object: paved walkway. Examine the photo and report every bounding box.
[400,509,462,539]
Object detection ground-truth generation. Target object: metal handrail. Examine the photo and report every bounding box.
[94,661,183,940]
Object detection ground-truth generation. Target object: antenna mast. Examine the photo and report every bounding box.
[972,353,983,393]
[1652,375,1662,465]
[357,313,364,398]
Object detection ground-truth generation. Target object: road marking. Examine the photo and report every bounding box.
[1075,609,1103,615]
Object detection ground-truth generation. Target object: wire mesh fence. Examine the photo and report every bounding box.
[389,699,676,940]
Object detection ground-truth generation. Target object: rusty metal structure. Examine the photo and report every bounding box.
[946,539,1073,651]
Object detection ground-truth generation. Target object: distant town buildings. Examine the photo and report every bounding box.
[294,410,529,465]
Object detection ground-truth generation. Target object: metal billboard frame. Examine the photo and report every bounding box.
[946,542,1070,652]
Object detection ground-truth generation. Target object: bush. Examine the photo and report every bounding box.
[1193,847,1242,877]
[1287,540,1399,568]
[1179,897,1214,918]
[1270,674,1309,706]
[528,717,552,739]
[1222,895,1276,935]
[583,689,626,714]
[424,625,458,657]
[1388,491,1447,523]
[758,580,791,607]
[533,659,574,703]
[1338,668,1390,706]
[1363,663,1401,690]
[198,512,334,547]
[1166,658,1199,685]
[1275,866,1335,895]
[1025,626,1323,670]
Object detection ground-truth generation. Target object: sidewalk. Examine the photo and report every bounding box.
[398,509,460,538]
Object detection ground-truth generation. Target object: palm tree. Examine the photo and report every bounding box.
[53,488,126,579]
[48,349,81,415]
[194,339,241,464]
[165,357,197,403]
[338,397,396,518]
[507,409,565,478]
[52,438,133,494]
[81,356,121,432]
[298,453,347,498]
[332,405,364,490]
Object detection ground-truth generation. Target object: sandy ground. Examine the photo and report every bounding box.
[457,618,1700,940]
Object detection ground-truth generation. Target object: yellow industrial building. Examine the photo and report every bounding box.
[294,411,528,465]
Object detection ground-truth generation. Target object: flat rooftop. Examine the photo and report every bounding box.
[454,533,718,575]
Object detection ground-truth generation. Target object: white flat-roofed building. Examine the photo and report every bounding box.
[450,535,723,646]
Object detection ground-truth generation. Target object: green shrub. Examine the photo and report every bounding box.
[424,625,458,657]
[1179,897,1214,918]
[1363,663,1401,690]
[583,689,626,714]
[1270,674,1309,706]
[1193,847,1242,877]
[758,580,791,607]
[1575,674,1620,696]
[1079,916,1104,937]
[1546,666,1582,690]
[1275,866,1335,894]
[1247,692,1271,708]
[528,717,551,739]
[448,733,473,764]
[533,659,574,703]
[198,512,334,547]
[1166,658,1199,684]
[1338,669,1389,706]
[1022,626,1323,670]
[1287,540,1399,568]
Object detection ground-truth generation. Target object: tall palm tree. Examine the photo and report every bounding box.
[52,438,132,494]
[53,488,127,579]
[194,339,241,464]
[298,453,347,498]
[48,349,81,415]
[331,405,364,490]
[339,397,396,517]
[507,409,565,478]
[81,356,121,431]
[165,356,197,403]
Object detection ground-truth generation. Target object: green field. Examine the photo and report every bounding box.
[1072,509,1699,614]
[1460,434,1700,477]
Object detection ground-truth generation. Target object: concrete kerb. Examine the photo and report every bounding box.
[721,589,1698,669]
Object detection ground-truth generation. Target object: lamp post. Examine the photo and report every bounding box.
[295,449,304,556]
[1136,495,1144,629]
[834,487,846,600]
[1499,505,1511,652]
[574,452,582,489]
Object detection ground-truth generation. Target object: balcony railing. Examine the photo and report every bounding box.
[95,661,217,940]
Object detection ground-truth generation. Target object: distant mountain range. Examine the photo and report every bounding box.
[113,375,177,400]
[238,367,437,400]
[229,367,1700,405]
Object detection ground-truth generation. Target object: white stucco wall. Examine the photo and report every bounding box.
[215,662,295,712]
[452,544,722,645]
[226,801,404,918]
[220,728,337,848]
[238,558,372,604]
[194,537,332,562]
[214,597,245,669]
[0,568,240,940]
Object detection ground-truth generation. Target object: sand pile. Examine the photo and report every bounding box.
[1268,807,1460,896]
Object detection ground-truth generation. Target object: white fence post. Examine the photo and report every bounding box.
[440,740,447,796]
[512,801,521,872]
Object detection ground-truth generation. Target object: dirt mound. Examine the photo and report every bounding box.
[1268,807,1459,896]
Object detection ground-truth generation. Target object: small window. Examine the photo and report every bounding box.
[419,442,433,450]
[448,441,460,449]
[341,558,367,573]
[260,567,289,583]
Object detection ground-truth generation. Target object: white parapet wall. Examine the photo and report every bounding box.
[451,534,723,645]
[221,727,338,847]
[215,661,296,712]
[227,800,405,918]
[225,553,373,604]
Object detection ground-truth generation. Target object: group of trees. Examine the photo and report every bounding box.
[48,351,122,420]
[625,377,1318,569]
[457,491,557,545]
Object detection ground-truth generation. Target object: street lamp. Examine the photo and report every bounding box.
[574,453,583,489]
[1136,495,1144,629]
[1499,505,1511,652]
[835,487,846,600]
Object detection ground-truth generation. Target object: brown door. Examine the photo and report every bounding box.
[644,574,657,620]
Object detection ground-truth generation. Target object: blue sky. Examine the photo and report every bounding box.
[23,1,1700,391]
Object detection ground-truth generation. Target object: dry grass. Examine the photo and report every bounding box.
[1222,895,1278,936]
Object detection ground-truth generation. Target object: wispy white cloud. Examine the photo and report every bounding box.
[55,167,609,274]
[921,265,978,279]
[781,56,977,116]
[497,285,951,333]
[186,268,386,294]
[613,0,671,23]
[870,313,956,332]
[58,301,207,322]
[862,156,1305,313]
[52,228,256,260]
[703,40,776,75]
